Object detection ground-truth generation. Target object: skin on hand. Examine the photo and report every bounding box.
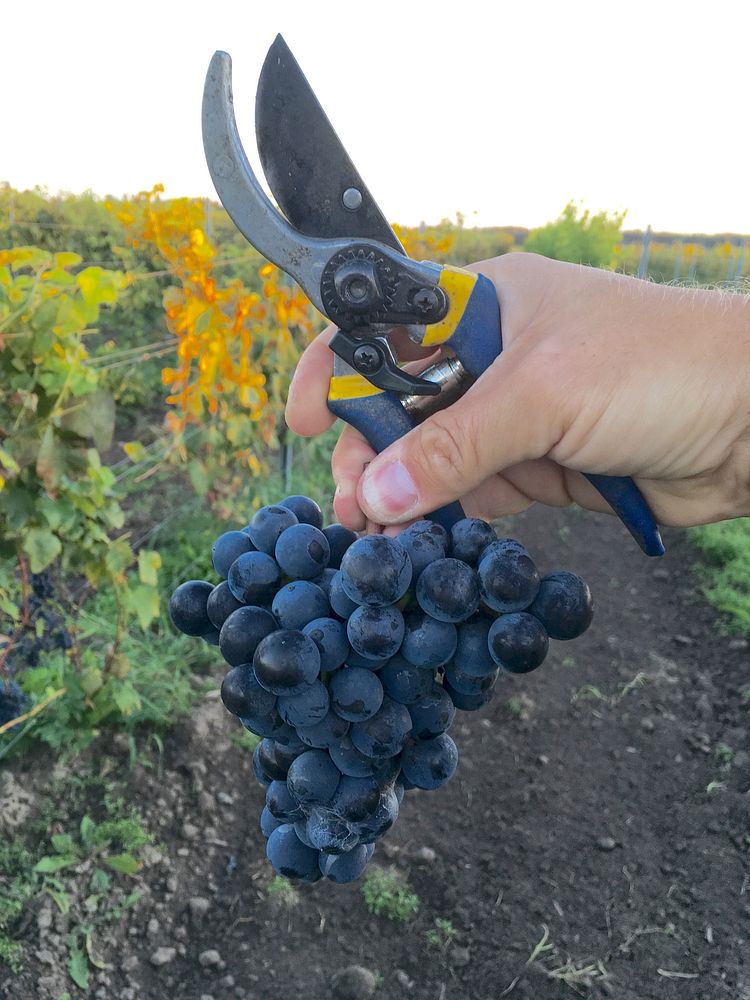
[286,253,750,533]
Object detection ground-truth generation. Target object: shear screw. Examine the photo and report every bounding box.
[413,287,440,315]
[342,187,363,210]
[353,344,382,373]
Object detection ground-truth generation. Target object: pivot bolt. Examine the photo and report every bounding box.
[353,344,382,373]
[333,259,382,310]
[413,287,440,314]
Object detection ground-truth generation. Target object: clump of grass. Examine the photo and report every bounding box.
[690,520,750,633]
[361,867,420,922]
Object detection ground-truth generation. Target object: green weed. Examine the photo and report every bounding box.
[690,519,750,633]
[361,867,420,923]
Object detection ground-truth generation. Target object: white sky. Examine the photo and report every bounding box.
[3,0,749,233]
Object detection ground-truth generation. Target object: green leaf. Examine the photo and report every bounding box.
[80,815,97,848]
[51,833,76,855]
[85,932,108,970]
[44,883,71,915]
[137,549,161,587]
[36,424,66,493]
[188,458,210,497]
[104,853,141,875]
[129,583,160,630]
[34,854,78,873]
[90,868,111,894]
[81,668,103,697]
[23,527,62,573]
[67,937,90,990]
[111,682,141,718]
[60,389,115,451]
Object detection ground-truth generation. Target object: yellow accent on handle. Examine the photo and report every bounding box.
[328,374,385,401]
[421,267,478,347]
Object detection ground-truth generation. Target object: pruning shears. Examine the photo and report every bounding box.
[201,35,664,556]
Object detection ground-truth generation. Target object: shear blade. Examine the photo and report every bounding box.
[256,34,405,255]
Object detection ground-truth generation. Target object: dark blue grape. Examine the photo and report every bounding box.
[443,659,499,695]
[329,735,382,778]
[408,684,456,739]
[246,505,298,554]
[286,750,341,806]
[449,517,497,565]
[260,806,283,838]
[312,568,337,599]
[528,571,593,639]
[397,519,448,583]
[227,552,281,605]
[330,667,384,722]
[297,710,350,749]
[278,680,330,728]
[319,844,369,883]
[346,605,405,661]
[416,558,479,624]
[275,524,331,580]
[266,824,320,879]
[273,725,308,750]
[221,661,276,717]
[329,775,381,822]
[219,606,277,666]
[380,654,435,705]
[265,781,305,822]
[323,524,357,569]
[305,808,359,854]
[340,535,411,607]
[453,617,495,674]
[253,630,320,697]
[352,786,400,843]
[329,571,359,619]
[272,581,330,631]
[206,581,245,629]
[443,678,497,712]
[169,580,214,637]
[400,611,457,668]
[401,733,458,789]
[302,617,350,672]
[350,696,412,759]
[477,539,540,613]
[253,739,300,784]
[488,612,549,672]
[212,530,255,578]
[280,494,324,529]
[0,681,28,728]
[294,819,317,849]
[201,627,220,646]
[240,708,287,739]
[345,649,390,670]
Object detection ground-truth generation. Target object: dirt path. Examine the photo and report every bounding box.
[3,506,749,1000]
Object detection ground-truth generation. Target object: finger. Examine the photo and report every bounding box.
[286,325,337,436]
[331,425,376,531]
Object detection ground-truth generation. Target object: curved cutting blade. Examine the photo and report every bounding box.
[256,34,405,255]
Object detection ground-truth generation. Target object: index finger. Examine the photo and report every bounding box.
[286,324,337,437]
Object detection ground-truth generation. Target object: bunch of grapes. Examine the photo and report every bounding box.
[0,680,28,730]
[170,495,593,885]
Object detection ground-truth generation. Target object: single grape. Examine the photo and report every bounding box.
[286,750,342,807]
[400,611,457,668]
[260,806,283,838]
[329,735,383,778]
[319,844,370,883]
[218,606,277,667]
[305,808,359,854]
[408,684,456,739]
[416,559,479,623]
[266,823,320,879]
[275,523,331,580]
[253,630,321,697]
[345,649,390,671]
[265,781,305,822]
[350,696,413,758]
[340,535,412,607]
[206,581,245,629]
[212,530,255,578]
[443,678,497,712]
[453,617,495,674]
[253,738,307,785]
[329,775,381,822]
[297,710,350,750]
[329,571,360,619]
[246,505,298,554]
[397,519,448,583]
[449,517,496,564]
[379,654,435,705]
[272,581,330,631]
[169,580,214,637]
[221,662,276,717]
[201,627,221,646]
[347,605,405,661]
[312,567,337,599]
[280,494,324,529]
[227,552,281,605]
[443,659,499,695]
[302,617,350,671]
[528,571,594,640]
[352,786,400,843]
[330,667,384,722]
[294,819,318,849]
[488,612,549,673]
[477,539,540,613]
[272,725,308,750]
[239,708,287,740]
[278,680,330,728]
[401,733,458,789]
[323,524,357,569]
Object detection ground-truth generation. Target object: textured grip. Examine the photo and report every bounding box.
[327,391,464,530]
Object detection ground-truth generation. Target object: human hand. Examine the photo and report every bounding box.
[286,253,750,532]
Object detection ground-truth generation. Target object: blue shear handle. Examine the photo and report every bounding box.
[442,272,665,557]
[327,390,465,531]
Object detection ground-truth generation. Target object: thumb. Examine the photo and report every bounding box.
[356,349,566,524]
